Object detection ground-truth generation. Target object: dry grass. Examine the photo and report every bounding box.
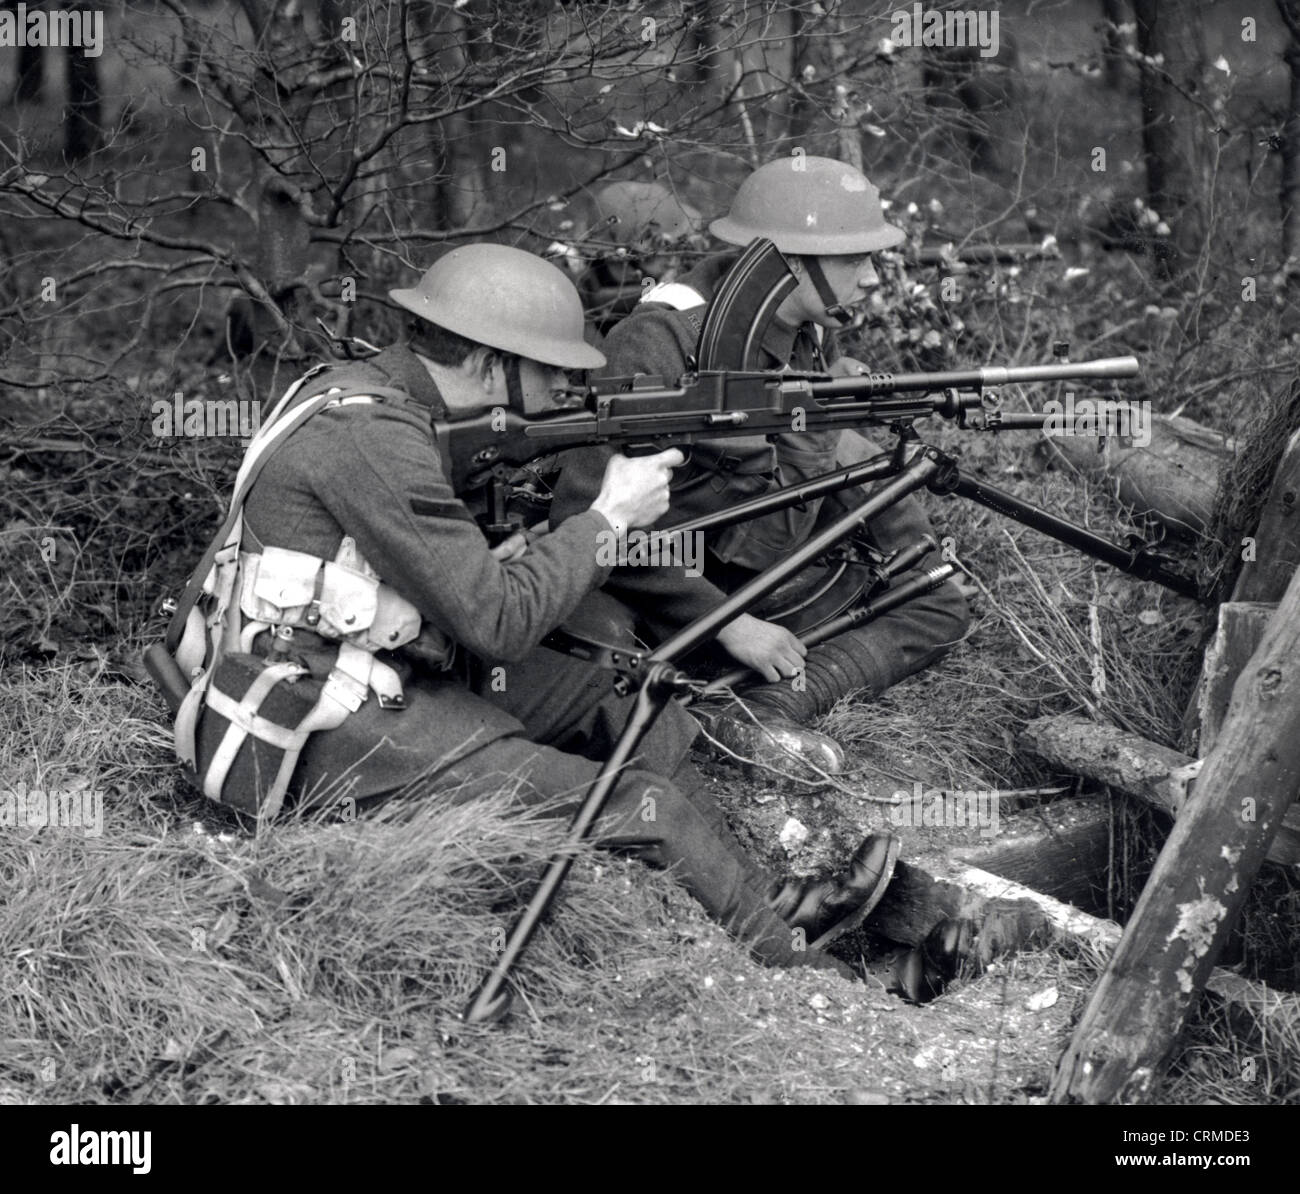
[0,658,1083,1105]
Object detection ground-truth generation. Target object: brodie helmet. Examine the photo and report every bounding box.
[592,180,702,250]
[709,155,904,256]
[709,157,904,324]
[389,243,605,371]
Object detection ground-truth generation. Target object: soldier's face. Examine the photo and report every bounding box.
[488,356,572,414]
[788,253,880,328]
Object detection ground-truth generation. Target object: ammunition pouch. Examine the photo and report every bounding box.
[236,542,427,657]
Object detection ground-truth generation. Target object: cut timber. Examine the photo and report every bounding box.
[1019,713,1300,868]
[1044,410,1233,536]
[1194,602,1275,754]
[1180,426,1300,753]
[869,859,1053,955]
[1050,565,1300,1103]
[952,798,1112,915]
[871,797,1113,940]
[1232,426,1300,603]
[875,851,1300,1080]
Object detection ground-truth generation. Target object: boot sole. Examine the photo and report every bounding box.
[808,836,900,952]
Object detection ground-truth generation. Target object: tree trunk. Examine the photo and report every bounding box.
[1101,0,1131,91]
[17,41,43,103]
[1133,0,1198,279]
[63,41,100,161]
[422,7,488,233]
[1279,3,1300,275]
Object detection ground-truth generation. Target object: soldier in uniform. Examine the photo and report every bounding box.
[167,243,916,980]
[551,157,971,772]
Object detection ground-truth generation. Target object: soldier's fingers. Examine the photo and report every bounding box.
[651,448,686,469]
[489,532,528,562]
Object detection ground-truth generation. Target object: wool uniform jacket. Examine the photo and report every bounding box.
[241,344,619,799]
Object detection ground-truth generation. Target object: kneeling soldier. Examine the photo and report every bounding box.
[152,243,909,978]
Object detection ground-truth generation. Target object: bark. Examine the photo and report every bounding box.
[1101,0,1131,91]
[1021,711,1300,866]
[1277,2,1300,274]
[1048,573,1300,1102]
[1043,409,1234,536]
[1133,0,1199,278]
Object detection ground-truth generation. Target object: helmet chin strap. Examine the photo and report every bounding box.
[803,256,854,327]
[502,355,527,413]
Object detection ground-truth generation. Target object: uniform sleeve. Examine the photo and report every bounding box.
[308,404,614,663]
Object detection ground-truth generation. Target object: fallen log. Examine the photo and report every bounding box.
[1044,409,1233,536]
[1231,426,1300,603]
[878,846,1300,1081]
[1179,426,1300,753]
[1019,713,1300,867]
[1049,565,1300,1103]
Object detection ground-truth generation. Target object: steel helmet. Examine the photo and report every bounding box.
[592,180,702,249]
[389,243,605,370]
[709,156,905,256]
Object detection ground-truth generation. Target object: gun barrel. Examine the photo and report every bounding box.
[813,355,1139,398]
[979,356,1139,386]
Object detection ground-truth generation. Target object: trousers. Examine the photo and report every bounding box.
[290,597,843,973]
[704,429,971,720]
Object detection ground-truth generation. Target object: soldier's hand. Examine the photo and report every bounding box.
[489,531,529,563]
[591,448,685,533]
[716,613,807,683]
[829,356,872,378]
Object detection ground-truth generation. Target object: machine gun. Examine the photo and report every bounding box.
[440,240,1189,599]
[440,354,1138,493]
[462,239,1203,1023]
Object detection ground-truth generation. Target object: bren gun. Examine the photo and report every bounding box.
[446,239,1204,1021]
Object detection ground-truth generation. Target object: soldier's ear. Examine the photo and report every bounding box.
[468,347,499,391]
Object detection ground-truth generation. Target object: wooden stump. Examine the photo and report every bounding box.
[1049,566,1300,1103]
[1232,427,1300,603]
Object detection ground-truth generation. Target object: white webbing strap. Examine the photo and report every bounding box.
[639,281,706,311]
[257,642,380,822]
[201,660,309,803]
[168,383,386,773]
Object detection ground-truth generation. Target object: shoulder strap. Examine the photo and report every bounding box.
[162,378,409,653]
[639,281,706,312]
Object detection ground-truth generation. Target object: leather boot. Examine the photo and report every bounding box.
[692,707,847,776]
[767,832,899,950]
[893,916,977,1004]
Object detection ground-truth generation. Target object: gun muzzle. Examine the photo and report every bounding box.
[978,356,1139,386]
